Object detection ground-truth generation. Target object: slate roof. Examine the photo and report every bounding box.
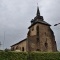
[28,20,51,29]
[11,38,27,47]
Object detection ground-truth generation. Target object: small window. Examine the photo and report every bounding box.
[36,49,40,51]
[45,43,48,48]
[22,47,24,51]
[32,27,34,31]
[36,26,39,36]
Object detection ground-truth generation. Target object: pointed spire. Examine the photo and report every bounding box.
[36,6,40,16]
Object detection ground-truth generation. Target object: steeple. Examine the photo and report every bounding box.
[36,6,40,16]
[29,6,51,29]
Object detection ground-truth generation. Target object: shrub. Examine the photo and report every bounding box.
[0,52,60,60]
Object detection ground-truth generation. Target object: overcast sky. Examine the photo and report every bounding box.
[0,0,60,51]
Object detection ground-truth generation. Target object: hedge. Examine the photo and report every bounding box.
[0,51,60,60]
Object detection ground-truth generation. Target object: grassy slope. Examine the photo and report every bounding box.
[0,52,60,60]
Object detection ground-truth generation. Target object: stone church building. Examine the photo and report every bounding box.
[11,7,57,52]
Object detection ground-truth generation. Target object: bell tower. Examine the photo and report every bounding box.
[27,6,57,52]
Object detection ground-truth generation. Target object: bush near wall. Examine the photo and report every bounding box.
[0,52,60,60]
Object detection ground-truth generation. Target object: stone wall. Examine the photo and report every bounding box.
[11,40,27,52]
[27,23,57,52]
[11,23,57,52]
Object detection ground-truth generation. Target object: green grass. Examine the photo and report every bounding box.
[0,51,60,60]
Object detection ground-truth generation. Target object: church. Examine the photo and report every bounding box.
[11,6,57,52]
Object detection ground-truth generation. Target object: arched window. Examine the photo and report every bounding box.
[36,26,40,43]
[16,46,19,50]
[22,47,24,51]
[32,27,34,31]
[45,42,48,49]
[36,49,40,51]
[36,26,39,36]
